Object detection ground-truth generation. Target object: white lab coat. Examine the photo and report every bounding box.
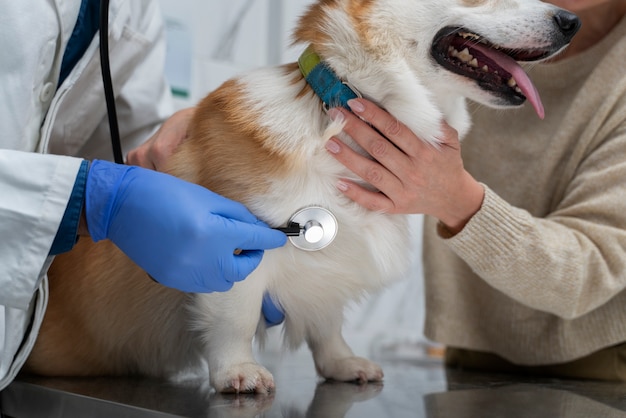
[0,0,173,390]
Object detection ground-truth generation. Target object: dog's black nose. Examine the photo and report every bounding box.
[553,10,581,41]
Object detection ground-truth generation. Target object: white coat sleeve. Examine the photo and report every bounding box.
[0,151,83,309]
[0,150,83,390]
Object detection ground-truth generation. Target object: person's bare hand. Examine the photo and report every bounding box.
[126,107,195,171]
[325,98,484,234]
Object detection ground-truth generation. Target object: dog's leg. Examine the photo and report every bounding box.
[191,280,274,393]
[306,320,383,383]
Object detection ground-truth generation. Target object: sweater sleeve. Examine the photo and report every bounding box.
[442,127,626,319]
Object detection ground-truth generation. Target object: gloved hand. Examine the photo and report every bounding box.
[85,160,286,293]
[262,293,285,327]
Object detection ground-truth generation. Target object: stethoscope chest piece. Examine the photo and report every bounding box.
[287,206,338,251]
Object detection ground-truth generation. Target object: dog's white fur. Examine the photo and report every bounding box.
[26,0,575,393]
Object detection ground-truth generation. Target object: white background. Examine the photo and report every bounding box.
[159,0,315,106]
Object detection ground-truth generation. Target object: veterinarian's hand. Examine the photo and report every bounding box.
[126,107,195,171]
[262,293,285,327]
[326,99,484,235]
[85,160,287,293]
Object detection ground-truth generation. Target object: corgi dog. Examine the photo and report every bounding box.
[25,0,579,393]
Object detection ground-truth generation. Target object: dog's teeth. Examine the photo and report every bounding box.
[508,78,517,88]
[515,86,522,94]
[459,31,480,41]
[457,48,473,63]
[469,58,479,68]
[482,65,489,72]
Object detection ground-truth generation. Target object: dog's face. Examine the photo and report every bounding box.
[295,0,580,120]
[368,0,580,117]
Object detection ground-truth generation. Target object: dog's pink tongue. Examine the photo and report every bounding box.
[471,43,545,119]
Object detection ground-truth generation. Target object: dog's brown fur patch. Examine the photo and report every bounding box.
[24,241,187,376]
[170,78,292,204]
[460,0,489,7]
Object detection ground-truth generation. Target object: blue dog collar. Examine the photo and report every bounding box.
[298,45,361,111]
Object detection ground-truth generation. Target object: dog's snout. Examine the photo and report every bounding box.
[553,10,581,41]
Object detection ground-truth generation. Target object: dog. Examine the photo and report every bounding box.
[25,0,579,393]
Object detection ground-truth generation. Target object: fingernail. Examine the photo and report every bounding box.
[325,139,341,154]
[347,99,365,113]
[337,180,349,192]
[327,108,344,122]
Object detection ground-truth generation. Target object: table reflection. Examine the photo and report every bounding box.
[4,356,626,417]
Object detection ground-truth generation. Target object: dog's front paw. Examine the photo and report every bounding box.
[318,357,384,383]
[212,362,275,394]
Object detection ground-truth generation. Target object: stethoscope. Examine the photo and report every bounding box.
[274,207,338,251]
[98,0,338,251]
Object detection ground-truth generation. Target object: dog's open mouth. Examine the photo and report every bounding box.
[431,26,553,119]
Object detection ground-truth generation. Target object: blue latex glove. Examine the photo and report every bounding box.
[262,293,285,327]
[85,160,286,293]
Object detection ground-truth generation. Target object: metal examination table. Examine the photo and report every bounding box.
[3,346,626,417]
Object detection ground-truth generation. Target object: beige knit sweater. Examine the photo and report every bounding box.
[423,16,626,365]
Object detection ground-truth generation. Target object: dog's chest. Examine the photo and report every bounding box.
[267,175,413,292]
[237,68,414,287]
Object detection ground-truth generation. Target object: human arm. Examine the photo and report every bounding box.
[126,107,195,170]
[439,124,626,319]
[328,98,626,319]
[80,160,287,293]
[126,110,288,318]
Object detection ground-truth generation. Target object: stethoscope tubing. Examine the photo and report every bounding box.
[100,0,124,164]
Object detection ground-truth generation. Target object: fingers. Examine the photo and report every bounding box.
[206,192,261,224]
[127,135,180,171]
[326,135,402,202]
[209,195,287,250]
[236,221,287,250]
[126,144,157,170]
[325,109,405,212]
[216,220,286,286]
[126,107,196,171]
[262,293,285,326]
[336,179,396,212]
[344,99,424,156]
[328,107,410,172]
[225,249,264,283]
